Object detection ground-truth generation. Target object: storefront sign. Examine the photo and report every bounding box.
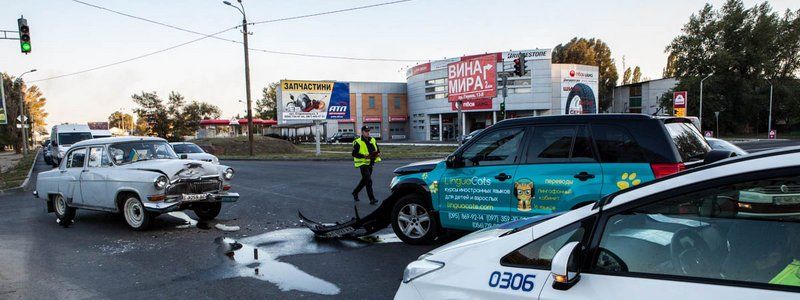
[447,54,497,102]
[561,67,599,115]
[769,130,777,139]
[364,116,382,122]
[280,80,350,120]
[451,98,492,111]
[389,115,408,122]
[503,49,551,61]
[673,91,687,117]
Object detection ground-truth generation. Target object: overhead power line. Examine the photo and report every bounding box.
[69,0,422,62]
[29,27,237,83]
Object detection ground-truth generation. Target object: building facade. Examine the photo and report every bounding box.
[610,78,677,115]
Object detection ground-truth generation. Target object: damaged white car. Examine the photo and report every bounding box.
[34,136,239,230]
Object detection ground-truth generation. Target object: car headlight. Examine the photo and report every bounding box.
[390,176,399,189]
[154,175,168,190]
[223,168,234,180]
[402,258,444,283]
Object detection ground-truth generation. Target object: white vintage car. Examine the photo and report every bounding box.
[34,136,239,230]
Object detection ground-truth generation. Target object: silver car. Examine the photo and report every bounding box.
[170,142,219,164]
[34,136,239,230]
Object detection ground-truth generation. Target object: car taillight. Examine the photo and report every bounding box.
[223,185,231,191]
[650,163,685,179]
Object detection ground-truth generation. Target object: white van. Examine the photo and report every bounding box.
[50,124,93,166]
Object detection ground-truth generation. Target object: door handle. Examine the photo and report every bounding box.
[573,172,595,181]
[494,173,512,181]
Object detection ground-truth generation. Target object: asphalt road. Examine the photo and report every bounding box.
[1,138,798,299]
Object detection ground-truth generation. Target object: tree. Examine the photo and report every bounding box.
[131,91,221,140]
[108,111,134,131]
[182,101,221,137]
[632,66,643,83]
[663,0,800,134]
[552,38,619,112]
[663,53,678,78]
[622,67,632,85]
[0,73,47,152]
[131,91,170,139]
[256,82,279,120]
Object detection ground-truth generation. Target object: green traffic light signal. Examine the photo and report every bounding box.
[21,42,31,52]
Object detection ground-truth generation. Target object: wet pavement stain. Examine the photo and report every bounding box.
[214,228,400,295]
[166,211,240,231]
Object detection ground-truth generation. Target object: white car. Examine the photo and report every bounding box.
[34,136,238,230]
[706,137,748,156]
[396,147,800,299]
[170,142,219,165]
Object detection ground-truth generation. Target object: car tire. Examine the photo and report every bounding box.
[391,194,439,245]
[564,83,597,115]
[53,194,76,226]
[122,196,152,231]
[193,202,222,221]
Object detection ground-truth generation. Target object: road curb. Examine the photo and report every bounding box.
[0,149,39,195]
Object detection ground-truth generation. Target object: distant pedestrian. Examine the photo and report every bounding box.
[352,126,381,205]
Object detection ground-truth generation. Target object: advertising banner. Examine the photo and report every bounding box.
[88,122,109,130]
[561,67,599,114]
[450,98,492,111]
[281,80,350,120]
[502,49,551,62]
[673,91,687,117]
[447,54,497,102]
[0,76,6,125]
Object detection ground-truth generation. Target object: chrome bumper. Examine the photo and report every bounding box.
[143,191,240,213]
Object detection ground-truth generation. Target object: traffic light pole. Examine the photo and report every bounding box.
[19,85,28,155]
[241,18,254,157]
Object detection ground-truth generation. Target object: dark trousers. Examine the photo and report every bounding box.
[353,165,376,200]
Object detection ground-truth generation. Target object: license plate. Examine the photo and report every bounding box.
[775,195,800,205]
[182,194,208,202]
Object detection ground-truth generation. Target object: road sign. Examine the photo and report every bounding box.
[673,91,687,117]
[704,131,713,137]
[769,130,777,139]
[447,54,497,102]
[15,124,29,129]
[16,115,28,123]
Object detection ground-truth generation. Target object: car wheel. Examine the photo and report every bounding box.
[53,194,76,226]
[123,196,152,230]
[193,202,222,221]
[391,194,438,245]
[565,83,597,114]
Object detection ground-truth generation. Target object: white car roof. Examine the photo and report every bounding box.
[169,142,196,145]
[71,136,167,148]
[53,124,91,132]
[602,146,800,210]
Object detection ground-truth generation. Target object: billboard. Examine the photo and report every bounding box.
[280,80,350,120]
[673,91,687,117]
[447,54,497,102]
[561,67,599,115]
[88,122,109,130]
[451,98,492,111]
[0,76,6,125]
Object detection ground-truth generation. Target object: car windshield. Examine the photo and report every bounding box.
[172,143,205,154]
[664,122,711,162]
[109,141,178,164]
[58,132,93,145]
[708,139,748,156]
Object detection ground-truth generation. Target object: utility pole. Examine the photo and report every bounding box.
[699,73,713,131]
[16,69,36,155]
[224,0,254,156]
[767,79,773,137]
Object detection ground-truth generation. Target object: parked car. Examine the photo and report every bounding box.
[385,114,732,244]
[328,132,357,143]
[34,136,239,230]
[462,128,484,143]
[170,142,219,165]
[42,140,54,165]
[706,137,748,156]
[50,124,94,166]
[396,147,800,299]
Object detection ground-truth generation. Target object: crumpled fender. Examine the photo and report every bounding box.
[298,197,397,239]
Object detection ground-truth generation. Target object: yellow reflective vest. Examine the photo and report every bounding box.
[353,137,381,168]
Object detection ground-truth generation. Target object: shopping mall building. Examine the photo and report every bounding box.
[277,48,599,142]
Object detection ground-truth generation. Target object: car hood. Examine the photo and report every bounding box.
[427,227,506,256]
[393,159,442,175]
[118,159,219,180]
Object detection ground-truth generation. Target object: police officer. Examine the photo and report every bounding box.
[352,126,381,205]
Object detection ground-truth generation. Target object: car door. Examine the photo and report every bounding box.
[80,146,113,208]
[512,125,603,220]
[539,169,800,300]
[591,123,656,195]
[438,126,526,230]
[58,147,86,204]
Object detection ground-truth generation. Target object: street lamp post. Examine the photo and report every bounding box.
[16,69,36,155]
[766,79,773,137]
[224,0,254,156]
[699,73,713,131]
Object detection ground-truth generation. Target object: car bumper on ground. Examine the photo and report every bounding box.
[143,192,240,213]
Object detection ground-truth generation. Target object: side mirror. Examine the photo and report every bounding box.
[445,154,464,168]
[180,154,188,159]
[704,149,735,165]
[551,241,581,291]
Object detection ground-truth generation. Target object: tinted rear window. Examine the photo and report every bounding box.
[664,122,710,162]
[591,124,647,163]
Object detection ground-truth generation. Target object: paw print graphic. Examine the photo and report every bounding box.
[421,172,429,181]
[429,181,438,194]
[616,173,641,190]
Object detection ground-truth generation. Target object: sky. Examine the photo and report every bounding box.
[2,0,798,128]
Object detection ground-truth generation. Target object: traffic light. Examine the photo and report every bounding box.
[17,17,31,54]
[500,101,506,119]
[513,54,527,76]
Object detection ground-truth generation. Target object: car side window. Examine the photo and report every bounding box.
[525,125,575,164]
[592,124,646,163]
[461,127,525,166]
[66,148,86,168]
[594,175,800,290]
[87,147,110,168]
[501,220,588,269]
